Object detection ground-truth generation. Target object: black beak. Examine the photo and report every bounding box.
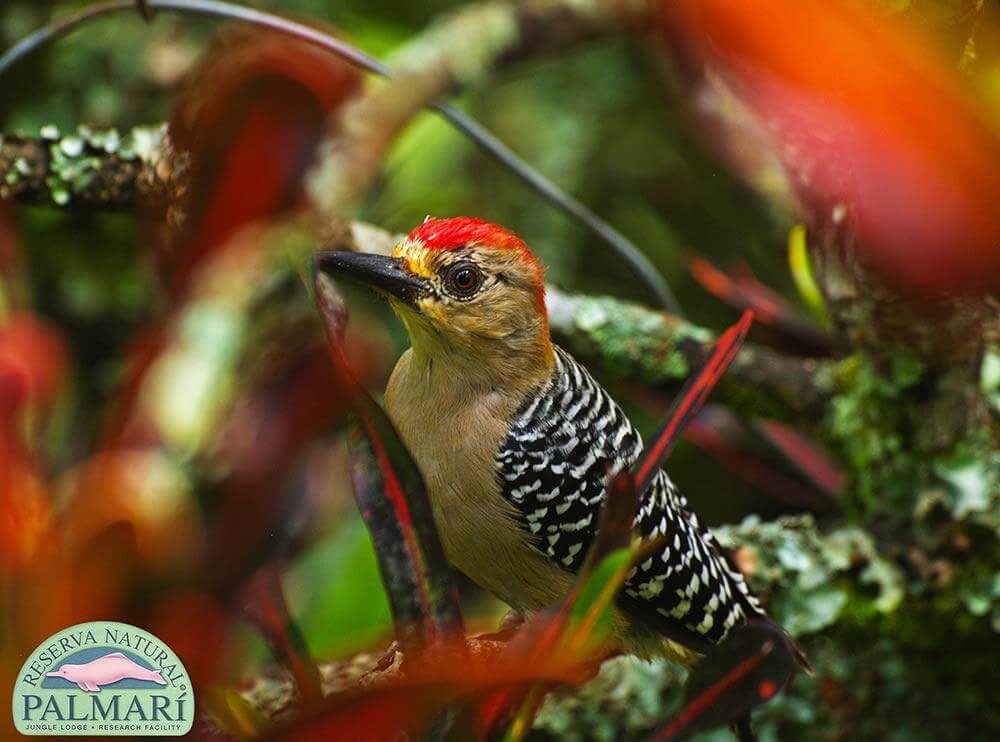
[315,251,428,304]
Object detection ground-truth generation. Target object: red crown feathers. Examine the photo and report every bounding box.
[409,217,529,253]
[408,217,546,312]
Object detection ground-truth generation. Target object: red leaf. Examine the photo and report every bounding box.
[0,312,67,423]
[202,339,355,592]
[754,418,844,498]
[689,257,833,353]
[663,0,1000,296]
[653,621,798,741]
[148,590,231,690]
[272,637,593,741]
[165,29,360,292]
[682,405,840,511]
[634,310,754,492]
[242,565,323,704]
[314,272,464,660]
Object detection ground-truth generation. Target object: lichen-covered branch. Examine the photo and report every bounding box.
[0,124,186,209]
[0,127,835,424]
[546,287,835,421]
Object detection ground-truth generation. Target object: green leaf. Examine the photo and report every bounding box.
[786,224,829,325]
[203,686,269,741]
[562,548,634,653]
[287,515,393,659]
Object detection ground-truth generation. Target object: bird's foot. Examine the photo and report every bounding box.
[372,640,401,673]
[732,714,758,742]
[478,610,526,642]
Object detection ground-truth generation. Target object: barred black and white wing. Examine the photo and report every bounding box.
[496,346,763,647]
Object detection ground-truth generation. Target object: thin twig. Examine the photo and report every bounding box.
[135,0,156,22]
[0,0,681,314]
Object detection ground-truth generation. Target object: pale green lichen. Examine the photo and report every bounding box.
[45,133,106,201]
[982,349,1000,414]
[4,124,173,206]
[76,125,123,155]
[825,353,922,511]
[533,655,687,741]
[564,295,709,382]
[127,124,167,164]
[59,136,84,158]
[715,515,904,635]
[934,446,1000,535]
[825,348,997,539]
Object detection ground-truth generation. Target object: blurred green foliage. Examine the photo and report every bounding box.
[286,516,393,658]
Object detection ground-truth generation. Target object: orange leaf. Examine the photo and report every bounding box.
[663,0,1000,295]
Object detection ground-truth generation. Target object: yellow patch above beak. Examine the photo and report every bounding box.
[392,241,436,280]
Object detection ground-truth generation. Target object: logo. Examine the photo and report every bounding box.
[12,621,193,736]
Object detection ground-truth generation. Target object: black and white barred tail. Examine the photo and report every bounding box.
[496,346,765,649]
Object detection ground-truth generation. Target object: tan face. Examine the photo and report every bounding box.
[388,239,549,358]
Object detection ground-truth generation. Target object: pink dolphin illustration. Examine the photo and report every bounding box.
[45,652,167,692]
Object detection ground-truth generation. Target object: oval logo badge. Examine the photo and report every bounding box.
[11,621,194,736]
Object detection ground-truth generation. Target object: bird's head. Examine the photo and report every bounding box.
[318,217,553,379]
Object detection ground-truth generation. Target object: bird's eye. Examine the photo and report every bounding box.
[443,262,483,297]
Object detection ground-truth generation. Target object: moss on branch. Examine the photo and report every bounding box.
[0,135,838,426]
[546,287,835,421]
[0,124,184,209]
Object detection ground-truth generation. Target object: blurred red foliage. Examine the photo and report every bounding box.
[166,29,361,293]
[1,30,367,739]
[0,312,67,423]
[663,0,1000,296]
[688,257,834,354]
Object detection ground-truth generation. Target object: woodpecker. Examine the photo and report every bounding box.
[318,217,771,663]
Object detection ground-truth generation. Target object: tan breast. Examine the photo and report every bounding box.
[382,348,700,664]
[384,349,573,612]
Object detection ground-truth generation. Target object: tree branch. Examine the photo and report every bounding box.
[0,125,833,423]
[200,513,915,739]
[0,124,185,209]
[1,0,676,310]
[545,287,834,420]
